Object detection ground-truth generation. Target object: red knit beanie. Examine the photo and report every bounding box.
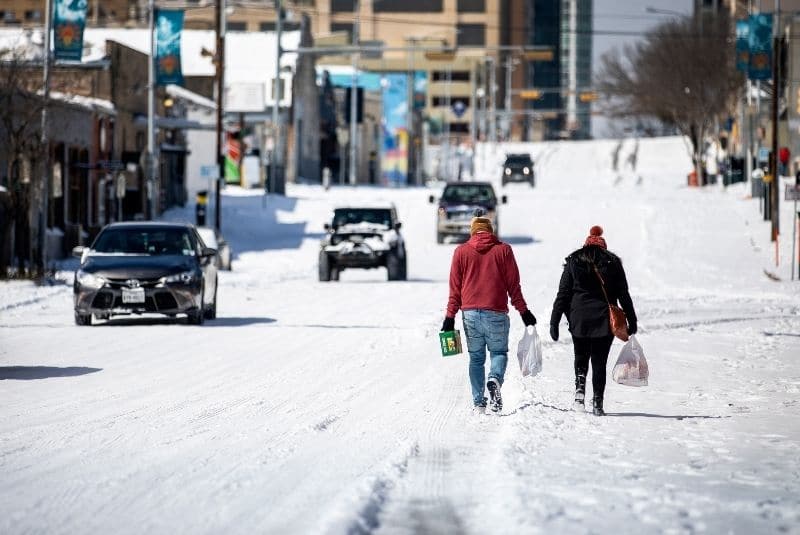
[584,225,607,249]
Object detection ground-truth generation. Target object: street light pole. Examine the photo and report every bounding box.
[270,0,282,196]
[38,0,52,275]
[770,0,781,243]
[147,0,157,221]
[214,0,226,231]
[349,0,360,186]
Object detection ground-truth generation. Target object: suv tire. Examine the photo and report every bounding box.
[387,251,406,281]
[318,251,332,282]
[74,312,92,326]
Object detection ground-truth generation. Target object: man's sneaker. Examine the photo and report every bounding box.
[473,397,488,415]
[487,378,503,412]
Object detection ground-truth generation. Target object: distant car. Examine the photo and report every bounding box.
[72,222,218,326]
[319,205,407,281]
[196,226,232,270]
[429,181,507,244]
[502,153,535,187]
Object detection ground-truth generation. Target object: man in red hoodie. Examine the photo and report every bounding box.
[442,215,536,413]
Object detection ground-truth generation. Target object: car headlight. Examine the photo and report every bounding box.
[163,270,196,284]
[504,168,511,175]
[76,270,106,290]
[523,167,530,175]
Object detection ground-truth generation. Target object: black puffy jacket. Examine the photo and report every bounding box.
[550,245,637,338]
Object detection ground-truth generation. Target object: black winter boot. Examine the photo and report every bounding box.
[574,374,587,407]
[592,396,605,416]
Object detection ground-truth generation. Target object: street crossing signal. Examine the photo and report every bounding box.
[579,91,599,102]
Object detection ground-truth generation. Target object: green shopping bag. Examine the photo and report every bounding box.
[439,330,463,357]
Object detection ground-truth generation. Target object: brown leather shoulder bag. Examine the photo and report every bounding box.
[592,264,629,342]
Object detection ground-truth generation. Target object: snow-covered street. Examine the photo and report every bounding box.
[2,137,799,534]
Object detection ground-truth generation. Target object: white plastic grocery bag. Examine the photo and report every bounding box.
[516,326,543,377]
[612,335,649,387]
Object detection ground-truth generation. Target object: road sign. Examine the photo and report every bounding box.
[786,184,800,201]
[520,89,542,100]
[201,165,220,179]
[523,48,554,61]
[452,100,466,118]
[758,147,770,163]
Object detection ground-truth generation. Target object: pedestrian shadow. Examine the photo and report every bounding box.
[605,412,728,420]
[204,317,277,327]
[0,366,102,380]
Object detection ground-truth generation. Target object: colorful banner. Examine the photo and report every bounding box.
[225,133,241,184]
[155,9,184,86]
[735,19,749,73]
[381,73,409,186]
[748,14,772,81]
[53,0,88,61]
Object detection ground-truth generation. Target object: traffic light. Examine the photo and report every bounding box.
[579,91,599,103]
[345,87,363,124]
[520,89,542,100]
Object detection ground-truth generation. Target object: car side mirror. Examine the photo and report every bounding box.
[324,223,331,231]
[201,247,217,258]
[72,246,86,258]
[394,222,402,231]
[428,195,436,204]
[501,195,508,204]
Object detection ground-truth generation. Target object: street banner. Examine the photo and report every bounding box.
[155,9,184,86]
[748,14,772,81]
[225,133,241,184]
[381,73,409,186]
[735,19,749,73]
[53,0,88,61]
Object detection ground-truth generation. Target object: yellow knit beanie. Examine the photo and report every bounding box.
[470,217,494,236]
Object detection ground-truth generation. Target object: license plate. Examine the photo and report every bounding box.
[122,287,145,304]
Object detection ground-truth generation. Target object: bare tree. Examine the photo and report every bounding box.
[0,49,46,278]
[596,13,742,182]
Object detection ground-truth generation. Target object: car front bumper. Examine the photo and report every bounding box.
[74,281,202,316]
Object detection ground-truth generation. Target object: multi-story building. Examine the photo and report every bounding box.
[561,0,592,139]
[0,0,132,26]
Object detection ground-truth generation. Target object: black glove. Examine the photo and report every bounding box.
[550,323,559,342]
[441,317,455,332]
[520,310,537,327]
[628,320,637,336]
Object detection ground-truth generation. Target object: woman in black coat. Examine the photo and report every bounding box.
[549,226,637,416]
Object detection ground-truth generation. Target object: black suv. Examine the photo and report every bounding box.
[319,205,407,281]
[502,153,535,186]
[429,182,506,244]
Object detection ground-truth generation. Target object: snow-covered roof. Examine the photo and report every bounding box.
[166,84,216,110]
[48,91,116,115]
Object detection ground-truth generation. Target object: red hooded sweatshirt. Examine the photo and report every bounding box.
[446,232,529,318]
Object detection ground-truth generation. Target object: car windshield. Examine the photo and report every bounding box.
[333,209,392,228]
[441,185,496,204]
[92,228,196,256]
[504,155,532,165]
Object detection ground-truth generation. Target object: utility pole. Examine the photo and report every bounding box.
[270,0,282,196]
[214,0,226,231]
[349,0,360,186]
[38,0,52,275]
[504,55,518,141]
[770,0,781,242]
[489,55,496,146]
[147,0,156,221]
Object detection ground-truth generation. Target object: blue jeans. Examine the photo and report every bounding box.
[462,310,509,405]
